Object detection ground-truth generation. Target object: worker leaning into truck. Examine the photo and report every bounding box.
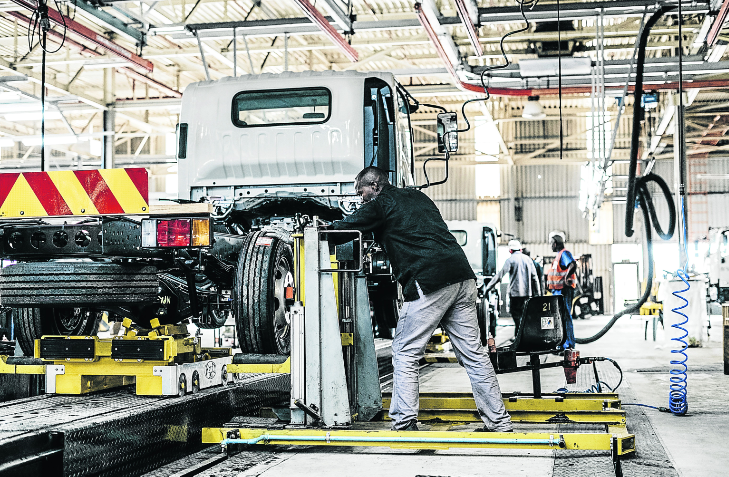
[328,166,513,433]
[482,240,541,339]
[546,231,577,349]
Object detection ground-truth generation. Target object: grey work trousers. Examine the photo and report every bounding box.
[389,280,513,431]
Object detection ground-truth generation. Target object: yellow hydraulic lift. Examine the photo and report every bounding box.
[204,222,635,477]
[0,318,234,396]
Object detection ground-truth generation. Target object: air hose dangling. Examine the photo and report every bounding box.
[574,5,677,345]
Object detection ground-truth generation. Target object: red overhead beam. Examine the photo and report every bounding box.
[293,0,358,62]
[458,78,729,97]
[415,2,457,77]
[453,0,483,56]
[117,67,181,99]
[10,0,153,72]
[8,11,179,98]
[707,0,729,47]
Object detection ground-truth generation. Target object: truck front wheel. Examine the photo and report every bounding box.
[234,231,293,355]
[13,307,102,357]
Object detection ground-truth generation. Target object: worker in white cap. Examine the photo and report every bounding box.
[483,239,541,338]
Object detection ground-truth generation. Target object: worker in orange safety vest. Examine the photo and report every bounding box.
[546,231,577,348]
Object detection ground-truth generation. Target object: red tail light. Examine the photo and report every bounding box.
[157,219,191,247]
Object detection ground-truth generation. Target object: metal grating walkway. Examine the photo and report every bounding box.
[0,373,289,477]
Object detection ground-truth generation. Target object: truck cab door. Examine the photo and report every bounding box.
[482,226,497,277]
[364,78,398,185]
[395,89,415,187]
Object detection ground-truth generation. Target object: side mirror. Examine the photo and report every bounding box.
[437,112,458,153]
[177,123,188,159]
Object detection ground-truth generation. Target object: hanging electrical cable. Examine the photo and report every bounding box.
[557,0,563,161]
[417,0,540,191]
[575,6,677,344]
[479,0,540,94]
[27,0,67,172]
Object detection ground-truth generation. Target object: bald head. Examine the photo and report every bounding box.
[355,166,390,202]
[551,236,564,252]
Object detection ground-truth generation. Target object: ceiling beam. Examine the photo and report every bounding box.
[9,0,153,72]
[72,0,146,45]
[478,0,709,24]
[319,0,352,33]
[169,1,708,40]
[453,0,482,56]
[707,0,729,46]
[292,0,358,62]
[8,11,181,98]
[0,61,106,111]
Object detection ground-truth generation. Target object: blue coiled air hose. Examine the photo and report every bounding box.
[669,0,689,417]
[669,198,689,416]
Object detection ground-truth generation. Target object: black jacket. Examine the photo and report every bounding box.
[331,184,475,301]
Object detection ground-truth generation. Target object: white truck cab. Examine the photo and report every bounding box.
[177,71,416,221]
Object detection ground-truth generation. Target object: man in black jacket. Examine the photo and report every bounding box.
[330,167,512,432]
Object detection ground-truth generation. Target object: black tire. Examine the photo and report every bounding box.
[0,263,158,307]
[477,297,489,345]
[234,230,294,355]
[13,307,102,357]
[572,295,589,320]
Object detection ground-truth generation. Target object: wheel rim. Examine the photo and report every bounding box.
[272,254,294,354]
[54,308,86,334]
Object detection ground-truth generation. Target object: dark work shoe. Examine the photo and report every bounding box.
[399,420,419,431]
[476,425,514,433]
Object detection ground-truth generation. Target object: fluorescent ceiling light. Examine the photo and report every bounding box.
[519,57,592,77]
[21,135,78,146]
[84,61,133,70]
[693,19,712,49]
[697,174,729,180]
[89,139,102,156]
[5,111,62,121]
[0,137,14,147]
[0,103,42,113]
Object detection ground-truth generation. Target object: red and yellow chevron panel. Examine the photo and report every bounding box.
[0,168,149,218]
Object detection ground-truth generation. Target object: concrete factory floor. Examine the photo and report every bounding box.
[147,312,728,477]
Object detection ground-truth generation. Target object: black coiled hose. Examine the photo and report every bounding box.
[625,5,675,238]
[575,6,676,344]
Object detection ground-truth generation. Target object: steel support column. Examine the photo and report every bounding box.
[102,67,115,169]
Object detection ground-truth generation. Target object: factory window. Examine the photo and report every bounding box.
[450,230,467,246]
[475,116,501,198]
[231,87,331,128]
